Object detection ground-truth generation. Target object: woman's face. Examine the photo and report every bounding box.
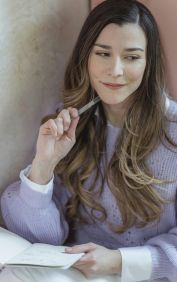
[88,23,147,105]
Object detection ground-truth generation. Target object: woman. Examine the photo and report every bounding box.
[1,0,177,281]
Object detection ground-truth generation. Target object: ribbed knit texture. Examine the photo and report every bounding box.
[1,99,177,282]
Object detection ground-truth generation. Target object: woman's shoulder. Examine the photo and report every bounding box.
[165,97,177,120]
[165,97,177,141]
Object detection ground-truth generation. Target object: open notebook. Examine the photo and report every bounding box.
[0,227,84,270]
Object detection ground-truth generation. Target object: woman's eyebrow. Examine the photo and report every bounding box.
[94,43,111,49]
[94,43,144,52]
[124,48,144,52]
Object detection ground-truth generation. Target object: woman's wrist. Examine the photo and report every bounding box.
[29,157,56,185]
[111,250,122,274]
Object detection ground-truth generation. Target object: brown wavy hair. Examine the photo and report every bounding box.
[53,0,176,233]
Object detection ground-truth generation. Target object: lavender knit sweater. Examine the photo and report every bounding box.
[1,99,177,282]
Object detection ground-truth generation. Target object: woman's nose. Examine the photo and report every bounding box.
[108,57,124,77]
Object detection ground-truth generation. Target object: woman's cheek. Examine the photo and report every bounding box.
[127,64,146,81]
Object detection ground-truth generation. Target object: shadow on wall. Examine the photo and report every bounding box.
[0,0,89,195]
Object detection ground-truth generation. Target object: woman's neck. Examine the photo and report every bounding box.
[103,102,128,128]
[104,105,125,127]
[102,95,135,128]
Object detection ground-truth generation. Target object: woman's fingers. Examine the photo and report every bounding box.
[67,108,79,140]
[40,107,79,141]
[73,253,94,266]
[56,107,79,140]
[65,243,97,268]
[57,109,71,131]
[65,242,96,254]
[40,119,58,137]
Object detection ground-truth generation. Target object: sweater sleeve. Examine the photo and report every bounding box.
[119,226,177,282]
[145,227,177,281]
[0,166,69,245]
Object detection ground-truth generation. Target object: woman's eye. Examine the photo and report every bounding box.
[125,56,140,61]
[95,52,110,57]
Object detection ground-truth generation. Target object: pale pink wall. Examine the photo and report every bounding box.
[141,0,177,99]
[91,0,177,100]
[91,0,105,9]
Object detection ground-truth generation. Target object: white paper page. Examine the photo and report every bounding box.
[0,267,119,282]
[7,243,84,269]
[0,227,31,265]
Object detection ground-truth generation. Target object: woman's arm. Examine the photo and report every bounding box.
[0,166,69,245]
[118,225,177,282]
[0,105,79,245]
[145,227,177,281]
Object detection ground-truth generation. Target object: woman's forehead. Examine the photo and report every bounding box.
[95,23,147,50]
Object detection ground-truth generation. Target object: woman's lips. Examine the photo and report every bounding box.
[101,82,126,90]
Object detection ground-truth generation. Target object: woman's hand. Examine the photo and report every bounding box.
[65,243,122,278]
[36,107,79,163]
[29,107,79,184]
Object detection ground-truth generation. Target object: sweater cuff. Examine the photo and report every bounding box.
[147,245,169,280]
[119,246,152,282]
[19,165,54,208]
